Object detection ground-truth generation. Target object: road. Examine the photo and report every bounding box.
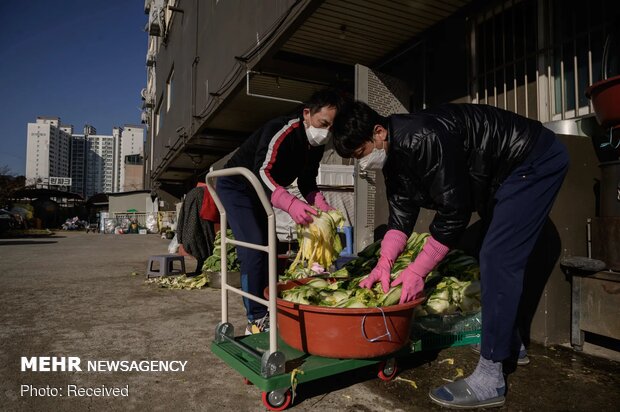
[1,231,618,411]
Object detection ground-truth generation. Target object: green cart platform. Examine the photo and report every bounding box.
[210,321,480,410]
[206,167,480,410]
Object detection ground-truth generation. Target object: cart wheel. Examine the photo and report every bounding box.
[377,358,398,381]
[262,389,292,411]
[243,377,253,385]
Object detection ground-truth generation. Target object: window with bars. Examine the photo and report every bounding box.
[471,0,539,118]
[469,0,620,122]
[549,0,616,119]
[156,98,163,136]
[166,68,174,112]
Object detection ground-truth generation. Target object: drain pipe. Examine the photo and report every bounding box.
[587,218,592,259]
[245,70,303,104]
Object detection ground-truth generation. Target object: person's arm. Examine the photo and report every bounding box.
[360,150,418,291]
[253,118,318,224]
[297,146,323,198]
[385,148,420,236]
[254,118,300,197]
[421,131,472,247]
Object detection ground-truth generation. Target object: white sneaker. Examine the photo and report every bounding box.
[245,313,270,335]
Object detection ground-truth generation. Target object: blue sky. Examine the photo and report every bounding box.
[0,1,147,175]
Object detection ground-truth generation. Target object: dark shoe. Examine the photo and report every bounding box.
[429,379,505,409]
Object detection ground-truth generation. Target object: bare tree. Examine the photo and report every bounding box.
[0,165,26,207]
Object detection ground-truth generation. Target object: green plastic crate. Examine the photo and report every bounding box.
[409,311,482,352]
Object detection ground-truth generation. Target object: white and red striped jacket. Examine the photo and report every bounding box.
[224,114,324,198]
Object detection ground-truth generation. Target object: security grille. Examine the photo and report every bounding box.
[469,0,619,122]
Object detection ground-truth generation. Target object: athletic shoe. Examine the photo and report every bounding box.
[245,313,270,335]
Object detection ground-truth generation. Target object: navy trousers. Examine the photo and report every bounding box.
[479,129,569,361]
[216,176,268,321]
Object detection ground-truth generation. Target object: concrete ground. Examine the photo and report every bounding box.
[1,231,619,411]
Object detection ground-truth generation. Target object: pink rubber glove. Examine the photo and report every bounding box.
[391,236,450,304]
[359,230,408,293]
[305,191,335,212]
[271,186,317,225]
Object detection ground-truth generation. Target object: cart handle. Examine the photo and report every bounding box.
[205,167,279,356]
[361,307,393,343]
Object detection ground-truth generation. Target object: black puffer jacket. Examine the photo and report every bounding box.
[384,104,550,247]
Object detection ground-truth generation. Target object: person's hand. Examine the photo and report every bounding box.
[391,266,425,304]
[271,186,317,225]
[359,229,408,292]
[391,236,451,304]
[360,257,392,292]
[287,197,317,225]
[306,191,335,212]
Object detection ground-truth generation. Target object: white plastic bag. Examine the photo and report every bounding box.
[168,234,180,254]
[146,212,158,233]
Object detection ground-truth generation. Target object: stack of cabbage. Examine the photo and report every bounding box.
[419,259,481,316]
[145,273,208,290]
[202,229,241,273]
[281,231,481,314]
[281,277,402,308]
[286,209,345,276]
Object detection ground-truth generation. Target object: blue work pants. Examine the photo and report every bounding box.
[479,129,569,361]
[216,176,268,321]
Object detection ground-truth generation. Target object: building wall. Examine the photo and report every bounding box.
[123,163,144,192]
[113,127,122,192]
[72,133,115,198]
[108,192,151,214]
[26,121,51,183]
[85,135,115,197]
[118,125,145,192]
[26,117,71,186]
[145,0,298,179]
[121,126,144,158]
[70,135,86,195]
[55,126,71,178]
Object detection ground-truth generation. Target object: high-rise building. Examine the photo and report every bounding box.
[25,117,71,186]
[85,133,116,196]
[70,126,116,198]
[113,125,144,192]
[26,118,145,198]
[70,134,87,195]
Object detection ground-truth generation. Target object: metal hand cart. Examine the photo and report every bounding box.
[206,167,481,411]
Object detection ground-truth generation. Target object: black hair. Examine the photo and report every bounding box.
[304,88,349,115]
[332,101,386,158]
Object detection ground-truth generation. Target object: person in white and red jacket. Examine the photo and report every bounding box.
[216,89,347,335]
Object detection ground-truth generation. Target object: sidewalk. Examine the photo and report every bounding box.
[1,231,618,411]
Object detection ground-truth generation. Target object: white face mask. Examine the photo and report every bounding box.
[359,142,387,171]
[306,125,331,146]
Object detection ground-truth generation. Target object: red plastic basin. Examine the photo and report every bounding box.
[585,74,620,128]
[265,278,424,359]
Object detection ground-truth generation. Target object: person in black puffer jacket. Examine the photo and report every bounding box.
[333,101,569,410]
